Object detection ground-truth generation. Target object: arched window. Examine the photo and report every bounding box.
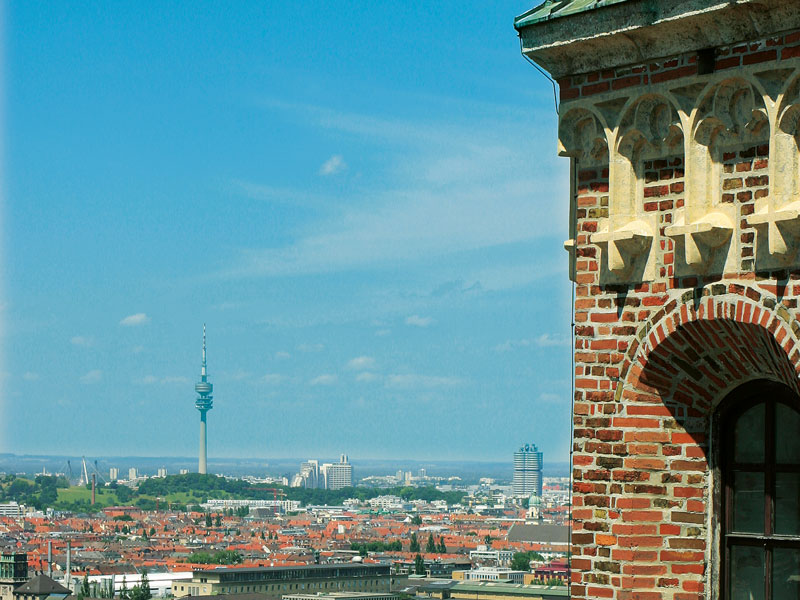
[720,380,800,598]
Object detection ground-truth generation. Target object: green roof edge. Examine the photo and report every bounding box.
[514,0,632,30]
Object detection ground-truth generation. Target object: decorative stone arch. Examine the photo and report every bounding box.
[591,94,683,282]
[559,107,609,281]
[749,72,800,261]
[617,287,800,415]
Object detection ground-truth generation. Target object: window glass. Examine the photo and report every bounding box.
[733,471,765,533]
[735,403,765,463]
[772,547,800,599]
[776,472,800,536]
[776,403,800,464]
[730,545,765,600]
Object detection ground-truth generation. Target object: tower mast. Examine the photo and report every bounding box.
[194,324,214,474]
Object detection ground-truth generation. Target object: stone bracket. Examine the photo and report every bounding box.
[592,220,654,279]
[665,212,733,267]
[749,201,800,256]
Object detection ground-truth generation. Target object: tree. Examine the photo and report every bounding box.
[438,538,447,554]
[78,574,90,600]
[409,532,420,553]
[425,533,436,553]
[510,552,533,572]
[120,576,130,600]
[414,554,426,575]
[205,514,212,528]
[214,514,222,527]
[131,569,151,600]
[149,527,156,536]
[411,514,422,525]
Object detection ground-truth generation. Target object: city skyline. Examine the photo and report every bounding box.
[4,2,571,462]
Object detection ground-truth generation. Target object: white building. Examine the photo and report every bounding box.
[128,468,138,481]
[462,568,526,584]
[109,468,119,481]
[321,455,352,490]
[157,468,167,478]
[203,498,301,513]
[0,502,22,517]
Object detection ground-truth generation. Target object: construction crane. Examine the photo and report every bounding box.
[251,488,288,515]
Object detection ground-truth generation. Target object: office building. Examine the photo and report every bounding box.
[109,468,119,481]
[321,455,352,490]
[512,444,542,497]
[172,564,391,599]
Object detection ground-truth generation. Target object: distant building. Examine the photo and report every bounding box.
[0,504,22,518]
[283,593,398,600]
[128,468,137,481]
[179,469,189,475]
[0,553,28,600]
[321,455,352,490]
[172,564,391,599]
[455,568,526,584]
[109,468,119,481]
[12,576,70,600]
[157,467,167,478]
[512,444,542,497]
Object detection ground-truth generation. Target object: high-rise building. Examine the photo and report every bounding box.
[157,468,167,478]
[128,468,138,481]
[109,468,119,481]
[194,325,214,475]
[321,455,352,490]
[512,444,542,497]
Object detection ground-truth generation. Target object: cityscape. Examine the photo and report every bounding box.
[8,0,800,599]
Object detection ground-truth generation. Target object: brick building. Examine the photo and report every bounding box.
[515,1,800,598]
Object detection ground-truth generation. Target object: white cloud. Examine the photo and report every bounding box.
[318,154,347,176]
[494,333,570,352]
[22,372,40,381]
[274,351,291,360]
[298,343,325,353]
[347,356,376,370]
[217,103,566,280]
[310,374,337,386]
[120,313,150,327]
[70,335,94,347]
[405,315,434,328]
[80,370,103,384]
[140,375,189,385]
[356,372,379,383]
[261,373,285,385]
[386,374,462,388]
[537,392,562,404]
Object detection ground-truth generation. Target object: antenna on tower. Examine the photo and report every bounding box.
[201,323,207,380]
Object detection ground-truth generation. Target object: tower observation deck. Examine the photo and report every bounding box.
[195,325,213,474]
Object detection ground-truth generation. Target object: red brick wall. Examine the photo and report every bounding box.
[563,28,800,600]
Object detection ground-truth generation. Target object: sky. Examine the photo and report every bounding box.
[3,1,572,465]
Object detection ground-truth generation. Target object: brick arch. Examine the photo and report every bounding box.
[617,287,800,418]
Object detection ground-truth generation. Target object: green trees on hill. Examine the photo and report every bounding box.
[187,550,243,565]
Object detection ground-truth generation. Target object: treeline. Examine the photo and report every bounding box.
[137,474,467,507]
[0,475,69,509]
[186,550,243,565]
[4,472,467,513]
[350,541,403,554]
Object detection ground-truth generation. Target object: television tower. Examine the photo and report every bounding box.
[195,325,213,474]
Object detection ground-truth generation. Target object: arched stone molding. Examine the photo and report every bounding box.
[667,79,767,273]
[593,95,683,282]
[559,107,609,281]
[616,287,800,415]
[751,72,800,261]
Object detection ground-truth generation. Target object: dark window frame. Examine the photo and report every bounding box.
[716,378,800,599]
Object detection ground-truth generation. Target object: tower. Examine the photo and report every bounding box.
[512,443,542,498]
[194,325,213,474]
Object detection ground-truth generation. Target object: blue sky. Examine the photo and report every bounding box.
[3,1,572,464]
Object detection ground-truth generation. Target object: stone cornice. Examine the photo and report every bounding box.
[517,0,800,79]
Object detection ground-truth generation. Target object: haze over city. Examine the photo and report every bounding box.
[4,2,571,462]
